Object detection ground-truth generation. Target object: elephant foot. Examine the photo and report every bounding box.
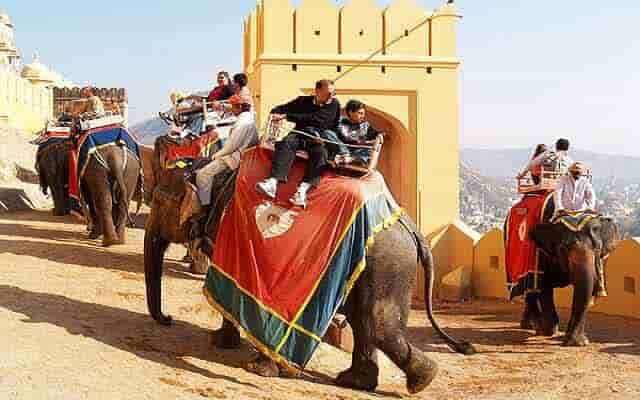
[336,366,379,392]
[152,313,173,326]
[562,334,590,347]
[210,323,241,349]
[88,230,101,240]
[520,318,535,330]
[405,345,438,394]
[245,354,280,378]
[535,323,559,337]
[102,236,122,247]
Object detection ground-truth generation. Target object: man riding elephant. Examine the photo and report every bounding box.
[194,94,258,223]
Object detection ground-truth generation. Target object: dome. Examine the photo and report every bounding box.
[21,52,54,84]
[0,10,13,28]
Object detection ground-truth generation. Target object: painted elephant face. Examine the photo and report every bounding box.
[590,217,620,256]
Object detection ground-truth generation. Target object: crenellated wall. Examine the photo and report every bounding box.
[429,222,640,319]
[0,66,53,133]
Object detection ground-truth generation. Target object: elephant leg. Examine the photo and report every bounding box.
[563,263,595,347]
[521,292,542,331]
[538,287,559,336]
[85,188,102,239]
[336,304,379,392]
[91,186,118,247]
[362,281,437,394]
[210,318,241,349]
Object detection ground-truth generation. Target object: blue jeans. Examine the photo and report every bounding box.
[351,148,371,165]
[305,127,349,156]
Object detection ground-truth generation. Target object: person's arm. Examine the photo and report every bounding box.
[518,153,545,178]
[213,123,249,159]
[364,125,381,142]
[553,178,566,215]
[286,100,339,128]
[584,182,597,210]
[271,97,302,116]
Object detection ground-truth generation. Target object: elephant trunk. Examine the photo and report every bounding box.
[144,226,172,325]
[413,228,476,355]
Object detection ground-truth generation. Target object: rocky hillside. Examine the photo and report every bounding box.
[0,124,52,212]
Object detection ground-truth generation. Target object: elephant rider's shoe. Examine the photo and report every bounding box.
[256,178,277,200]
[289,183,310,209]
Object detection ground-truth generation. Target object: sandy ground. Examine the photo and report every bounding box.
[1,209,639,400]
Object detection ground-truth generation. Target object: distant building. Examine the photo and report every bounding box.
[0,10,74,132]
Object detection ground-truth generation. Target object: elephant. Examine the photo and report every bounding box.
[35,140,73,216]
[144,168,475,394]
[81,144,142,246]
[522,215,620,346]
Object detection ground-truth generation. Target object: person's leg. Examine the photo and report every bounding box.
[270,133,301,182]
[315,128,349,157]
[290,142,328,208]
[195,160,226,206]
[258,133,301,199]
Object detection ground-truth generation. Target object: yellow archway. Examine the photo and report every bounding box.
[364,106,417,221]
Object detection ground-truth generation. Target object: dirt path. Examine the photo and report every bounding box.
[0,210,639,400]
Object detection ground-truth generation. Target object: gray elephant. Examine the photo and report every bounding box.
[145,169,475,395]
[35,140,73,216]
[523,215,620,346]
[82,145,142,246]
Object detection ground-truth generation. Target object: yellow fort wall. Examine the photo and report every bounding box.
[0,67,53,133]
[451,224,640,319]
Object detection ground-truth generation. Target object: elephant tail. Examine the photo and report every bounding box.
[411,222,476,356]
[112,150,131,224]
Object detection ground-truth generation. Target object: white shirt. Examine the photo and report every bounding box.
[553,175,596,212]
[520,150,573,176]
[213,111,259,170]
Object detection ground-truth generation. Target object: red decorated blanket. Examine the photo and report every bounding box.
[165,131,219,163]
[203,147,401,372]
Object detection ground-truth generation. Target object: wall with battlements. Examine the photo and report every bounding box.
[430,224,640,319]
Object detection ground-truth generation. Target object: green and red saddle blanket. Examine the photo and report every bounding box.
[69,124,140,200]
[203,147,402,372]
[505,191,554,299]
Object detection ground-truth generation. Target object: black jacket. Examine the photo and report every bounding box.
[271,96,340,132]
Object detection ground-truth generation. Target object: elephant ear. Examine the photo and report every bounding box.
[529,223,564,257]
[597,217,621,256]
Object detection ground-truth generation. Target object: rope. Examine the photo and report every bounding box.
[333,13,434,82]
[259,123,377,149]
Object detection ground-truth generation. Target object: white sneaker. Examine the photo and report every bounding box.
[256,178,277,199]
[289,183,310,209]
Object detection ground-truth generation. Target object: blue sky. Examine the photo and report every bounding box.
[4,1,639,156]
